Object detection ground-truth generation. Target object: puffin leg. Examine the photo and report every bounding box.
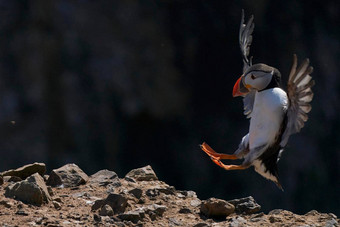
[200,142,238,160]
[211,159,249,170]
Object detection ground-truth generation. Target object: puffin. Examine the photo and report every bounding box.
[200,10,314,190]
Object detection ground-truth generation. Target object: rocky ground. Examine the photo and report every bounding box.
[0,163,338,227]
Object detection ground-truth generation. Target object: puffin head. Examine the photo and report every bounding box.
[233,64,281,97]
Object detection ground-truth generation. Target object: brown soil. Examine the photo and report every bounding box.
[0,166,338,227]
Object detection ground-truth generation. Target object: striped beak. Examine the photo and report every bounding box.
[233,75,249,97]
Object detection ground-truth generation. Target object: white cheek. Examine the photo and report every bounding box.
[244,76,252,87]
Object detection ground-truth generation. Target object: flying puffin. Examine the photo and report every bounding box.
[200,10,314,190]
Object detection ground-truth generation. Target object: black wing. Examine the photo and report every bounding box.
[280,55,314,147]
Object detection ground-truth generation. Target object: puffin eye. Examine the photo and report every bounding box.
[250,74,256,80]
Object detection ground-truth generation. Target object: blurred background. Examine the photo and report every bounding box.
[0,0,339,215]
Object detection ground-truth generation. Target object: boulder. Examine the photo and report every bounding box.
[125,165,158,181]
[4,173,51,206]
[1,163,46,179]
[227,196,261,214]
[129,188,143,199]
[92,193,128,214]
[47,163,88,187]
[89,169,118,186]
[200,197,235,218]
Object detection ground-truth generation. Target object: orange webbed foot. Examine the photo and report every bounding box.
[211,159,249,170]
[200,142,248,171]
[200,142,238,160]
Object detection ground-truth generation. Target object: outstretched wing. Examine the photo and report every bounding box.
[280,55,314,147]
[239,10,255,118]
[239,9,254,73]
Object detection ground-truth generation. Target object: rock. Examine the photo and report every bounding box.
[149,204,167,216]
[179,207,191,214]
[193,223,209,227]
[129,188,143,199]
[53,197,62,203]
[146,188,160,198]
[52,201,61,210]
[106,179,122,193]
[27,173,52,202]
[92,199,105,211]
[5,173,51,206]
[47,163,88,188]
[200,198,235,218]
[4,176,22,183]
[1,162,46,179]
[99,204,114,216]
[179,190,197,198]
[190,199,201,207]
[124,204,166,221]
[15,209,29,216]
[0,199,14,208]
[89,169,118,186]
[35,216,47,225]
[249,212,264,222]
[281,210,294,217]
[158,187,176,195]
[118,211,143,223]
[305,210,319,215]
[176,192,185,198]
[125,165,158,181]
[47,186,54,197]
[325,218,338,227]
[250,217,264,223]
[227,196,261,214]
[148,211,157,221]
[93,213,101,222]
[145,188,160,197]
[92,193,128,214]
[104,193,128,214]
[269,215,282,223]
[229,216,247,227]
[124,176,136,183]
[268,209,283,215]
[169,217,182,226]
[328,213,337,219]
[17,202,25,209]
[0,176,3,185]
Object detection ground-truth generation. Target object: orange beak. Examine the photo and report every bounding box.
[232,75,249,97]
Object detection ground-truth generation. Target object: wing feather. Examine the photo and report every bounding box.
[239,9,254,73]
[280,55,314,147]
[239,10,256,117]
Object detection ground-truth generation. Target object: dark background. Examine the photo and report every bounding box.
[0,1,339,215]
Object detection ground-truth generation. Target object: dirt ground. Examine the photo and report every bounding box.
[0,164,338,227]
